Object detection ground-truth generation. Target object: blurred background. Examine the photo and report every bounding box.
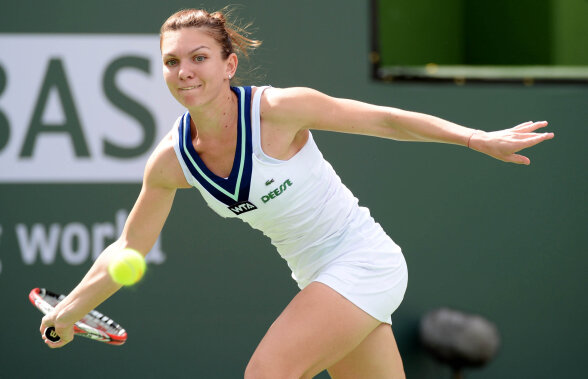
[1,1,586,378]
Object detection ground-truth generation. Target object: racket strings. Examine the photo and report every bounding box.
[34,288,126,337]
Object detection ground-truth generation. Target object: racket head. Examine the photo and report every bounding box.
[29,288,128,346]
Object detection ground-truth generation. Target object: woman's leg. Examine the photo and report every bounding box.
[327,323,405,379]
[244,281,398,379]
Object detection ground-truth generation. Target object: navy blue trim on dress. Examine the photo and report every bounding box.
[177,86,253,207]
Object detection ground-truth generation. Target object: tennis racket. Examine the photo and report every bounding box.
[29,287,127,346]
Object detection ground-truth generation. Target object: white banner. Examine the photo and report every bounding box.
[0,34,184,182]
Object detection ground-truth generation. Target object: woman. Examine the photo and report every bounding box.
[40,8,554,378]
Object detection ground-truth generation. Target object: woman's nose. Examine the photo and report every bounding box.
[178,63,194,80]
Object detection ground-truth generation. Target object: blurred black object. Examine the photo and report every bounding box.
[420,308,500,379]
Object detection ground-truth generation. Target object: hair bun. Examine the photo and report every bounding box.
[210,11,226,24]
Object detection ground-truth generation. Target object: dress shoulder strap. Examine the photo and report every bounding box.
[250,86,277,162]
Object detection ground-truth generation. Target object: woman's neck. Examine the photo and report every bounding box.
[188,86,238,141]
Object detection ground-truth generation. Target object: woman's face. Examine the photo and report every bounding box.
[161,27,235,109]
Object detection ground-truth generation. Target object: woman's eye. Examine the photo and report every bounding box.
[194,55,206,62]
[165,59,178,66]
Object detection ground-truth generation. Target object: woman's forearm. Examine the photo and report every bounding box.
[52,243,124,328]
[387,108,480,145]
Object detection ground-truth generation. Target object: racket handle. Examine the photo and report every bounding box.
[44,327,61,342]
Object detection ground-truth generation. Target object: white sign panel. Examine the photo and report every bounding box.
[0,34,184,182]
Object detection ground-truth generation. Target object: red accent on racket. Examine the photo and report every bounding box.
[29,288,127,346]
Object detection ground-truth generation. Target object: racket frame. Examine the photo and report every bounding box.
[29,287,127,346]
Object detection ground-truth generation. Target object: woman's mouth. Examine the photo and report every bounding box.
[179,85,200,91]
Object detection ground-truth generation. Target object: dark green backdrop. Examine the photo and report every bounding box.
[1,1,586,378]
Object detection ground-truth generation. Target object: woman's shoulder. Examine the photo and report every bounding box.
[260,86,318,103]
[258,86,335,131]
[144,130,191,189]
[258,87,322,119]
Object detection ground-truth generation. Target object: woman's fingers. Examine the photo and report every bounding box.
[500,133,553,164]
[512,121,534,130]
[40,314,74,348]
[516,131,554,149]
[505,153,531,165]
[512,120,549,132]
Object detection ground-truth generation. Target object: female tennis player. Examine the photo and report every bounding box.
[39,8,553,378]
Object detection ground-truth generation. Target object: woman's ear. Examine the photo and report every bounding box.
[226,53,238,79]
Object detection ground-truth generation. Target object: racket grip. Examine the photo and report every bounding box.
[44,327,61,342]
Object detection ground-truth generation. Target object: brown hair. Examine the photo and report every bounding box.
[160,7,262,60]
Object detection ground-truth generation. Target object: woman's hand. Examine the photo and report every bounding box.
[40,312,75,348]
[468,121,554,165]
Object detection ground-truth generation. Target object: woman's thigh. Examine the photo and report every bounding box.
[327,323,405,379]
[244,282,382,379]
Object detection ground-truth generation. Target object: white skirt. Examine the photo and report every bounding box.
[296,209,408,324]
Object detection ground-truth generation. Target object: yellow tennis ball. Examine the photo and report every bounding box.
[108,248,146,286]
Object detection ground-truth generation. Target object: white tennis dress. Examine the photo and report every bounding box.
[172,86,407,323]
